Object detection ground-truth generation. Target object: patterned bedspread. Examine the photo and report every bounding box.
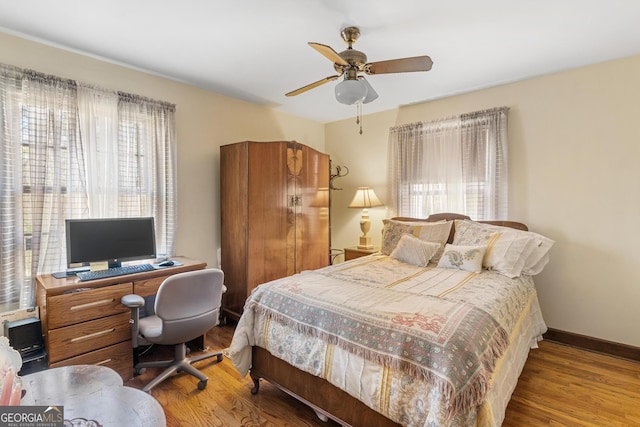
[230,255,542,426]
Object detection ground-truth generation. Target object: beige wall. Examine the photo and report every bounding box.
[327,54,640,347]
[0,32,325,270]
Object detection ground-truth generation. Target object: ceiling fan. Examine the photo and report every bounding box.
[285,26,433,105]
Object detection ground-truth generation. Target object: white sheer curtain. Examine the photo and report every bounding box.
[387,107,508,220]
[77,84,120,217]
[0,65,30,308]
[9,70,82,309]
[387,117,464,217]
[460,108,509,219]
[117,93,177,258]
[0,64,177,311]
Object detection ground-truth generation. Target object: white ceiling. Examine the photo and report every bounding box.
[1,0,640,123]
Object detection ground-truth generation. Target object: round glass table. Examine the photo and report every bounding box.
[21,365,166,426]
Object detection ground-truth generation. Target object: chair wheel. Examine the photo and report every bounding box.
[217,354,224,362]
[135,367,146,375]
[197,379,208,390]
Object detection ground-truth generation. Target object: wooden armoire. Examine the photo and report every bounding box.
[220,141,330,320]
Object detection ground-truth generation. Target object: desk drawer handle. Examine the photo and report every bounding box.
[95,359,112,366]
[70,298,115,311]
[70,328,116,343]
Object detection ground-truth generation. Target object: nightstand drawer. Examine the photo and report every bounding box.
[344,247,379,261]
[47,311,132,363]
[47,283,132,329]
[49,340,133,381]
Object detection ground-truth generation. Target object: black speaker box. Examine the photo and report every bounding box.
[19,350,47,376]
[4,317,44,357]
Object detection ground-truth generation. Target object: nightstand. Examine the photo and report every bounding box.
[344,246,379,261]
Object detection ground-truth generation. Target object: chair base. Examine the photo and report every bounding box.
[135,342,224,392]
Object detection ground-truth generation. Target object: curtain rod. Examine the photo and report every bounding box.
[389,106,509,133]
[1,62,175,110]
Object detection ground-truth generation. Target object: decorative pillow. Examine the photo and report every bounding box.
[437,244,486,273]
[411,221,453,264]
[453,220,539,278]
[452,219,496,246]
[390,234,441,267]
[381,220,413,255]
[381,219,452,264]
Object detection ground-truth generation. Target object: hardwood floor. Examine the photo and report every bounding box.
[125,323,640,426]
[503,340,640,427]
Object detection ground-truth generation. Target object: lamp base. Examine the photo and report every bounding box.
[357,235,373,250]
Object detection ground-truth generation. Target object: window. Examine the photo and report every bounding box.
[0,64,176,311]
[387,107,508,220]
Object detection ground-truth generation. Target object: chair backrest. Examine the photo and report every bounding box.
[153,268,224,344]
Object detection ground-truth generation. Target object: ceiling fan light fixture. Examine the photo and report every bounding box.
[360,77,379,104]
[334,79,367,105]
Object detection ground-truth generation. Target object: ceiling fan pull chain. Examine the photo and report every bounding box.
[356,102,363,134]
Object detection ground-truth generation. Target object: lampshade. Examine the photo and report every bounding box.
[348,187,383,209]
[335,79,368,105]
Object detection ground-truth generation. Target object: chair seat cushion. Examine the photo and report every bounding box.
[139,315,163,340]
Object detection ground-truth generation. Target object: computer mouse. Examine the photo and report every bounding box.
[159,260,174,267]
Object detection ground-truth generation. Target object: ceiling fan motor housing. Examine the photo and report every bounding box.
[338,49,367,68]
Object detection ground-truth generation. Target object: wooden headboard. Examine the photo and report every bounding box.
[391,212,528,243]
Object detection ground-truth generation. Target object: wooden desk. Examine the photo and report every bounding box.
[36,256,206,381]
[21,365,166,426]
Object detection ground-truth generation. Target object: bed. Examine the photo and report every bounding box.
[229,213,552,426]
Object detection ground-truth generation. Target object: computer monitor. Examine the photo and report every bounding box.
[65,217,156,269]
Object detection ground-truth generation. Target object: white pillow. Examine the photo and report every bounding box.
[522,233,554,275]
[437,244,486,273]
[453,220,539,278]
[523,253,550,276]
[484,229,538,278]
[390,234,441,267]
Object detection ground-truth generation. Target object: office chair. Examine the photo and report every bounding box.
[121,268,225,392]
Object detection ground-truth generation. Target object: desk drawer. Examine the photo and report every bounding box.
[133,276,166,297]
[47,311,132,363]
[49,340,133,382]
[47,283,132,329]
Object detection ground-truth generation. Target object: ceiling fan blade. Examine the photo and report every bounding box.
[366,55,433,75]
[285,75,340,97]
[308,42,349,66]
[359,77,379,104]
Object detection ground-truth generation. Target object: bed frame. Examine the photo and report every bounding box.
[248,213,528,426]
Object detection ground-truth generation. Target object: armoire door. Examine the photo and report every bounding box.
[247,142,290,288]
[288,142,330,273]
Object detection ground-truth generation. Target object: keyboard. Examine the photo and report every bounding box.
[76,264,155,281]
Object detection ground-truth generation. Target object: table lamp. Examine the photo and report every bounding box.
[348,187,383,249]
